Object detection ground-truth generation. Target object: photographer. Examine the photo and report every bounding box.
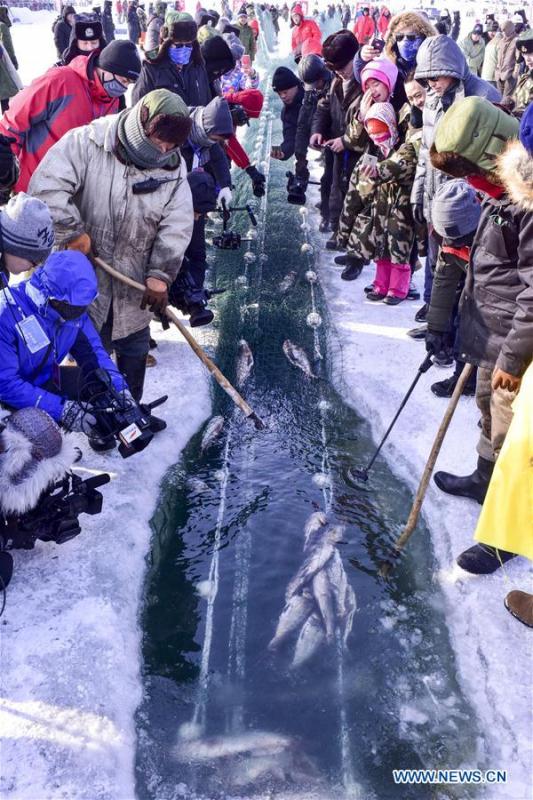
[29,89,194,403]
[0,250,130,431]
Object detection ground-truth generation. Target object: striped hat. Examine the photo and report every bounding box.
[0,193,55,264]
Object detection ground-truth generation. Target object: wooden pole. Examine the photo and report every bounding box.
[93,257,264,429]
[380,362,475,577]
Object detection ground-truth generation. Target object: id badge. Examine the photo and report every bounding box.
[16,315,51,354]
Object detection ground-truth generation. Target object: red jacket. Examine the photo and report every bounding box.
[291,17,322,57]
[249,17,259,39]
[353,15,375,45]
[0,54,119,192]
[377,9,390,36]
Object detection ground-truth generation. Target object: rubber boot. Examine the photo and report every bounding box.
[456,543,517,574]
[434,456,494,504]
[116,354,147,403]
[505,591,533,628]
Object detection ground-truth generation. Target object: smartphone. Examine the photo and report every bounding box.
[371,38,385,52]
[360,153,378,169]
[241,54,251,71]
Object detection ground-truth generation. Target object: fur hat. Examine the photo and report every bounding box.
[74,14,103,40]
[167,11,198,41]
[322,29,358,70]
[384,11,436,63]
[0,408,77,516]
[497,138,533,212]
[430,96,520,182]
[431,179,481,239]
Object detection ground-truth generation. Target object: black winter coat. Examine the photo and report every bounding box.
[102,9,115,42]
[459,190,533,377]
[294,80,331,160]
[53,19,72,59]
[311,76,361,141]
[127,7,140,43]
[131,57,212,107]
[278,85,304,160]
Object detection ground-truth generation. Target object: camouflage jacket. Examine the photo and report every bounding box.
[337,139,418,265]
[513,70,533,117]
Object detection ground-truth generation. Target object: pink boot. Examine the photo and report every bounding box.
[367,259,391,300]
[385,262,411,304]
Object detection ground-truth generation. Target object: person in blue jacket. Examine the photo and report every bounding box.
[0,249,129,432]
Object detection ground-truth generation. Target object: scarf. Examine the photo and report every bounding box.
[364,102,399,156]
[117,91,189,170]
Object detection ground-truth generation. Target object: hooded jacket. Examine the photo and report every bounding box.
[411,35,500,216]
[291,9,322,57]
[53,7,74,59]
[28,113,194,342]
[181,101,232,187]
[0,53,119,193]
[353,13,375,46]
[131,53,212,107]
[0,252,126,421]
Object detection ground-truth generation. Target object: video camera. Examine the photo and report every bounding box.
[169,270,224,318]
[229,103,249,128]
[1,471,110,551]
[286,170,321,206]
[213,200,258,250]
[81,369,167,458]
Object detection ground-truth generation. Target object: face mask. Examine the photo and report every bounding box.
[169,45,192,65]
[50,299,88,321]
[397,36,423,65]
[102,77,127,97]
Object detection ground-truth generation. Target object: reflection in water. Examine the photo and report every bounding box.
[136,55,483,800]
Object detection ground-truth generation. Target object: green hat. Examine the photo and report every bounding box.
[197,23,217,44]
[517,28,533,53]
[431,96,519,177]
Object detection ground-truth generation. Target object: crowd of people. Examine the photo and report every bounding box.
[0,3,530,628]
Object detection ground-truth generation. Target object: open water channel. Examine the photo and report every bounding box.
[135,34,485,800]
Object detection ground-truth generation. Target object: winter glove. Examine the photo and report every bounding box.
[65,233,92,255]
[425,329,447,356]
[60,400,97,433]
[245,164,266,197]
[217,187,233,208]
[141,276,168,313]
[411,203,425,227]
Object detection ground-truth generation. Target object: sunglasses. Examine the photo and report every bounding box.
[395,33,419,42]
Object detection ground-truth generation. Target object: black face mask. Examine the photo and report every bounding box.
[410,105,423,129]
[49,298,88,320]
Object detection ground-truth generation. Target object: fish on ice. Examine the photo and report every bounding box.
[200,415,224,452]
[282,340,317,379]
[236,339,254,387]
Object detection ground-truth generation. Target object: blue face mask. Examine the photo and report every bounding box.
[102,77,127,97]
[169,45,192,65]
[397,36,423,65]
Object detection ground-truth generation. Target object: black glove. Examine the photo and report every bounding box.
[411,202,425,227]
[245,164,266,197]
[0,133,17,187]
[425,329,447,355]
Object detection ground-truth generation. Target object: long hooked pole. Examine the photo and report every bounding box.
[93,257,264,430]
[380,362,475,577]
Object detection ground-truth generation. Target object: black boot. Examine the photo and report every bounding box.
[431,374,476,398]
[414,303,428,323]
[325,231,342,251]
[434,456,494,504]
[0,550,13,590]
[116,354,147,403]
[339,255,364,281]
[456,543,517,574]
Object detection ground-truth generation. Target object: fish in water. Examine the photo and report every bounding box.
[326,549,348,618]
[341,583,357,646]
[268,589,314,650]
[303,511,328,551]
[282,340,317,379]
[187,477,210,495]
[200,415,224,453]
[312,568,336,641]
[279,271,297,293]
[285,526,344,600]
[174,731,293,762]
[291,612,326,669]
[236,339,254,387]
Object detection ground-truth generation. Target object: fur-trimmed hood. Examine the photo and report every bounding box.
[497,139,533,212]
[384,11,436,64]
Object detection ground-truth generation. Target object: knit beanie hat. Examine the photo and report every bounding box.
[74,15,103,40]
[0,193,54,264]
[118,89,191,169]
[97,39,142,80]
[202,34,235,74]
[298,53,331,90]
[430,96,520,178]
[223,31,245,61]
[187,170,217,213]
[519,102,533,154]
[360,55,398,95]
[272,66,300,91]
[322,30,358,70]
[166,11,198,41]
[431,179,481,239]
